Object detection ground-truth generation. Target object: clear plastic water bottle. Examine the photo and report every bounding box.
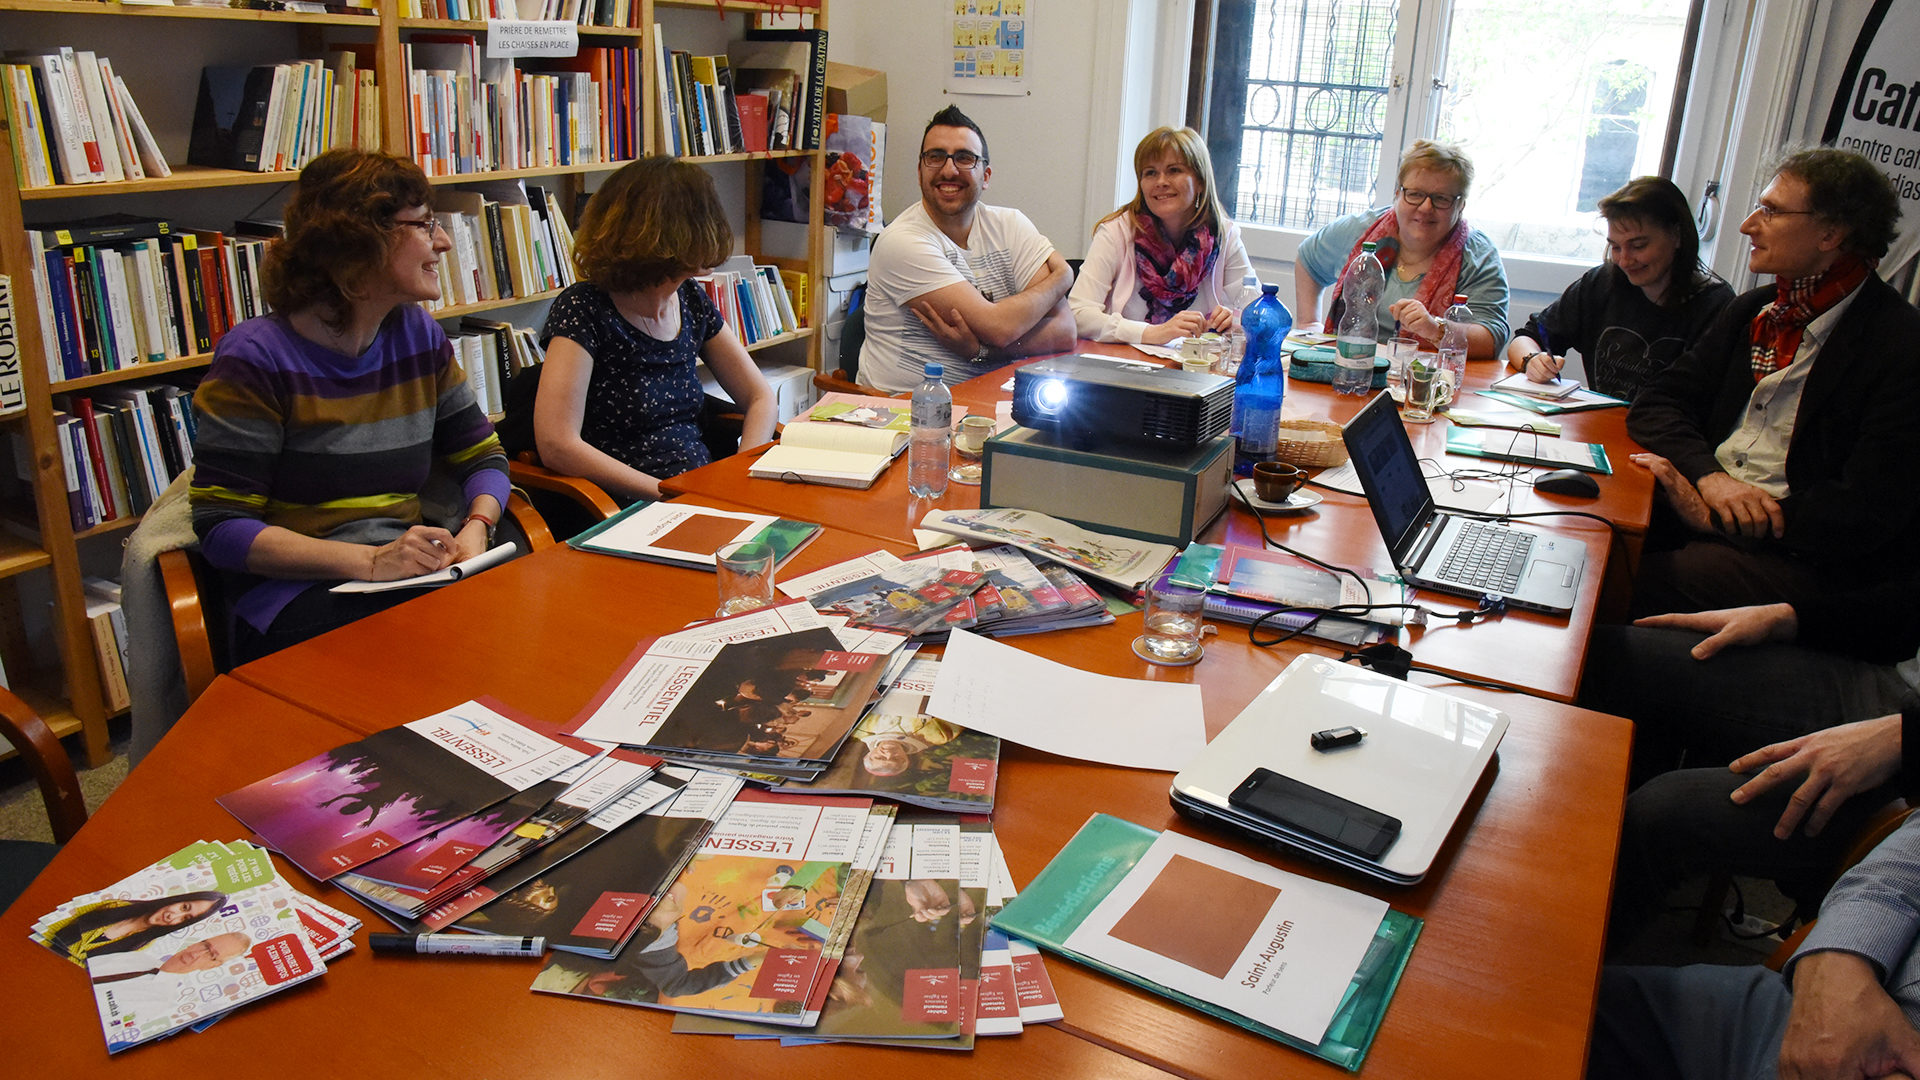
[907,361,952,497]
[1437,293,1471,410]
[1215,273,1263,378]
[1232,283,1291,476]
[1333,241,1384,396]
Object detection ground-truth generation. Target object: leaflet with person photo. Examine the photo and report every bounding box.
[568,619,892,774]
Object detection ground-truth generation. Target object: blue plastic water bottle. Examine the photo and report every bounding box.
[1232,283,1292,477]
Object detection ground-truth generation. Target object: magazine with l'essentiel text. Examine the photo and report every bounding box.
[216,699,593,882]
[530,790,875,1025]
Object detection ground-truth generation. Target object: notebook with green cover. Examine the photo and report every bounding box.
[991,813,1419,1072]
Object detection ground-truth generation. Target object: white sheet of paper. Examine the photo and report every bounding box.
[927,630,1206,772]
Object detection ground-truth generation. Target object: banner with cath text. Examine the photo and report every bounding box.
[1823,0,1920,274]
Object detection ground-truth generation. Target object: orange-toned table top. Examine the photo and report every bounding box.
[0,677,1179,1080]
[205,507,1629,1079]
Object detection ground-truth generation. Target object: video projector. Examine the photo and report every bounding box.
[1010,356,1235,450]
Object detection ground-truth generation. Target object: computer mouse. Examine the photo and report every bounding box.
[1534,469,1600,498]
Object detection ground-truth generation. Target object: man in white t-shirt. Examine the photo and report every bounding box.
[858,105,1075,393]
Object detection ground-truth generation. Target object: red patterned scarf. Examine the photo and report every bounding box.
[1748,253,1871,381]
[1327,208,1469,337]
[1132,210,1218,323]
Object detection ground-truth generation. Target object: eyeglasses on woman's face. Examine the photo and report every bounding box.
[1398,188,1461,211]
[919,148,984,171]
[392,217,448,238]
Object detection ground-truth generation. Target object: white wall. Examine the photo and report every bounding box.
[834,0,1204,261]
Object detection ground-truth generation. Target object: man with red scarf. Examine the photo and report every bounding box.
[1626,148,1920,616]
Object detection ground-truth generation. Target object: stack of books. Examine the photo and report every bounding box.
[404,37,644,176]
[654,26,827,155]
[44,384,197,531]
[695,254,800,347]
[3,48,170,188]
[187,54,380,174]
[451,316,544,417]
[424,183,576,312]
[23,216,269,379]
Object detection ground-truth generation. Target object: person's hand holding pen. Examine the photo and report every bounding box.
[366,526,459,580]
[1514,327,1565,383]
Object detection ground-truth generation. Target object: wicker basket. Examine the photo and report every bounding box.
[1273,419,1349,469]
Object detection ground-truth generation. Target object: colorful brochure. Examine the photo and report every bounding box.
[569,499,820,570]
[216,699,591,881]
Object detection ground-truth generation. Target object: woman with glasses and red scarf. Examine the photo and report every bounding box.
[1068,126,1254,345]
[1294,140,1509,360]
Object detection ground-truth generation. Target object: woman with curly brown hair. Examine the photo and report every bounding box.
[529,156,776,503]
[188,148,509,663]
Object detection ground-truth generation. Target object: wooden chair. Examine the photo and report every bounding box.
[0,686,87,909]
[159,491,554,705]
[1764,801,1917,970]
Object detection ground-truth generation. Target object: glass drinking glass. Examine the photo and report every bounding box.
[948,415,996,485]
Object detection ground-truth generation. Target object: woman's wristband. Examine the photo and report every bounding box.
[461,512,498,546]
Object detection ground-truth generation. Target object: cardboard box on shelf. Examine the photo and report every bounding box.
[825,62,886,123]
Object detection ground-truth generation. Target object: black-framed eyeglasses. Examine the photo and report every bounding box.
[1748,202,1817,222]
[393,218,447,237]
[920,149,984,170]
[1398,188,1461,211]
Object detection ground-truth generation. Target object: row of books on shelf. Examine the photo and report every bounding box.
[405,38,644,176]
[40,384,197,532]
[80,576,130,715]
[654,26,827,156]
[452,315,544,418]
[3,48,170,189]
[188,53,380,174]
[22,215,274,383]
[425,183,576,311]
[396,0,659,26]
[694,257,803,347]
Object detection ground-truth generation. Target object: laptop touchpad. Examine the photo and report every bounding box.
[1528,560,1577,588]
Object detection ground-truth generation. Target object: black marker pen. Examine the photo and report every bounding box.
[370,933,545,957]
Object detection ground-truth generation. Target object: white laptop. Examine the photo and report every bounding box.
[1170,655,1508,885]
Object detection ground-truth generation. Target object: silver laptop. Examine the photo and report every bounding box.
[1341,392,1588,613]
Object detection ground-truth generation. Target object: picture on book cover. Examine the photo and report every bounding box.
[531,793,873,1020]
[794,816,967,1042]
[578,626,890,765]
[217,700,587,881]
[788,658,1000,812]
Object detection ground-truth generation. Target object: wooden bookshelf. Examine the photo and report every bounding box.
[0,0,836,770]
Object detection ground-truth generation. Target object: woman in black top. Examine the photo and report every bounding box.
[1505,177,1733,401]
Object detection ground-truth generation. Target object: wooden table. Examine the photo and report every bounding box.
[202,513,1630,1079]
[0,678,1174,1080]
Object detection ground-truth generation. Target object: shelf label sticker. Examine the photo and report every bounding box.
[487,20,579,58]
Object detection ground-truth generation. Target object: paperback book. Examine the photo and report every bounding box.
[216,699,591,881]
[530,790,875,1024]
[778,657,1000,813]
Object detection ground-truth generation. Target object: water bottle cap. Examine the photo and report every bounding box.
[1361,241,1377,251]
[1261,283,1279,294]
[925,362,944,379]
[1452,294,1468,304]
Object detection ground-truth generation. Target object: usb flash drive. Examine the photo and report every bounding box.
[1310,726,1367,751]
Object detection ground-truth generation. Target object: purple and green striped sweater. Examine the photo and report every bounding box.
[189,306,509,630]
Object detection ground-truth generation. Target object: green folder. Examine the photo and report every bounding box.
[1444,426,1613,474]
[991,813,1420,1072]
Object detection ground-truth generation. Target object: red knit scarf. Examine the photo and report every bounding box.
[1748,253,1871,381]
[1327,208,1469,334]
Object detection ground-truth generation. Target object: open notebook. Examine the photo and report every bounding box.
[749,393,966,488]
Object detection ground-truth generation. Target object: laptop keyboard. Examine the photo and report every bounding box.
[1436,521,1533,593]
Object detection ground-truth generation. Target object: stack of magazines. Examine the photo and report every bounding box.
[781,544,1113,642]
[33,839,357,1054]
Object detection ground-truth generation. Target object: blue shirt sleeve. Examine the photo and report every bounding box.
[1295,207,1383,289]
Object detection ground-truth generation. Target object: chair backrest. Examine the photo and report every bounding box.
[0,687,86,843]
[1766,800,1916,971]
[839,286,866,381]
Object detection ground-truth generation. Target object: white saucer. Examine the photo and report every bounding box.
[1230,479,1324,514]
